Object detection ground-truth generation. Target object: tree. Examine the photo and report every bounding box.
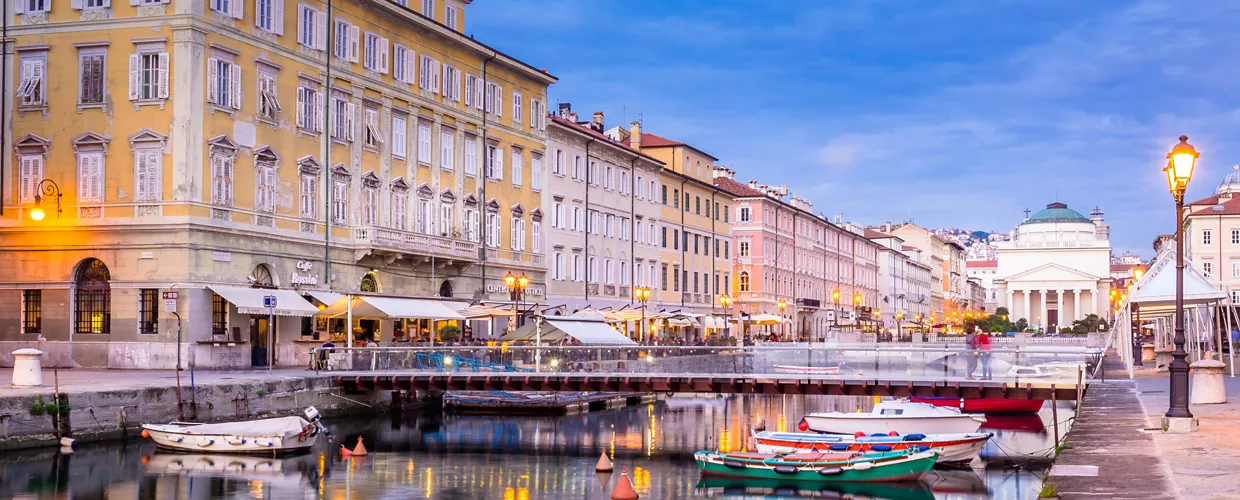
[1071,314,1108,335]
[995,307,1010,317]
[438,324,462,343]
[1015,318,1029,332]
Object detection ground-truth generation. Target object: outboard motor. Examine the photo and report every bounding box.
[304,406,329,435]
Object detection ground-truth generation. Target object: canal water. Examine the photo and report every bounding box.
[0,394,1070,499]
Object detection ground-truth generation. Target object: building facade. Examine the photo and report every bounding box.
[966,260,999,313]
[994,202,1113,332]
[0,0,554,367]
[889,223,948,321]
[543,106,662,316]
[1183,167,1240,303]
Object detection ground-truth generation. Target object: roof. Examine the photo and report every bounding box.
[713,177,768,198]
[966,260,998,268]
[864,229,893,240]
[638,133,720,161]
[1021,202,1092,225]
[1111,263,1139,272]
[1186,194,1223,206]
[549,115,664,166]
[1188,197,1240,216]
[902,245,919,251]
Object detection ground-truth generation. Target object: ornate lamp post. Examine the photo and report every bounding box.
[635,286,652,341]
[776,299,788,338]
[831,290,841,336]
[29,179,63,220]
[1164,135,1199,421]
[504,271,529,328]
[852,293,862,333]
[896,311,904,342]
[718,294,732,339]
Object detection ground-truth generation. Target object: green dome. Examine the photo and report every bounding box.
[1022,202,1091,224]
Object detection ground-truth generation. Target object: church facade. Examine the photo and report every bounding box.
[993,203,1113,332]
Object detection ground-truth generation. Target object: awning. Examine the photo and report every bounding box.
[667,317,700,328]
[458,305,515,319]
[747,313,788,325]
[319,295,467,320]
[207,285,320,317]
[306,291,343,307]
[499,316,637,345]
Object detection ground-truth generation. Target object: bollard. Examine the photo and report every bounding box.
[1190,359,1227,404]
[11,349,45,387]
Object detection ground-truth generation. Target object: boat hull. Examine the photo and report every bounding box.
[695,451,938,483]
[142,425,320,455]
[909,397,1044,415]
[803,414,984,436]
[753,432,991,465]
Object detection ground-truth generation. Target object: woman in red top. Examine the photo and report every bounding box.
[977,331,993,380]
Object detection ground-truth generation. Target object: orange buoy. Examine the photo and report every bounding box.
[610,466,639,500]
[595,452,613,472]
[351,436,368,456]
[340,445,353,459]
[141,429,151,439]
[797,419,809,431]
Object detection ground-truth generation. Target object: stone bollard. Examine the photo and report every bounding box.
[1155,347,1173,372]
[1190,359,1227,405]
[1141,344,1156,363]
[11,348,44,387]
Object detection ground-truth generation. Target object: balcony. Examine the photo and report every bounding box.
[484,248,546,269]
[352,226,479,262]
[795,298,821,308]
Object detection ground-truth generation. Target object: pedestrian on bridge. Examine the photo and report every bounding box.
[964,327,980,380]
[977,331,993,380]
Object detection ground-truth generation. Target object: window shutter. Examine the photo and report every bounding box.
[297,5,307,44]
[378,38,389,74]
[313,91,324,132]
[230,0,243,18]
[90,155,104,202]
[348,25,360,62]
[295,86,305,129]
[345,102,356,141]
[135,153,149,202]
[77,155,90,201]
[431,60,441,93]
[128,54,140,100]
[206,59,218,104]
[70,0,81,10]
[441,65,448,97]
[157,52,170,98]
[314,10,327,50]
[464,75,473,107]
[14,0,23,13]
[495,148,504,180]
[272,0,284,34]
[494,85,502,116]
[230,63,242,110]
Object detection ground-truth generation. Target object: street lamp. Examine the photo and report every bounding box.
[1163,135,1199,422]
[718,294,732,340]
[504,271,529,328]
[28,179,63,221]
[635,286,652,342]
[776,299,787,338]
[831,289,841,335]
[896,312,904,342]
[852,293,862,333]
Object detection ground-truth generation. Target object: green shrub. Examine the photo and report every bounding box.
[438,324,462,343]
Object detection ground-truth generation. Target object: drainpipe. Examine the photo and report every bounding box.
[630,157,638,306]
[583,138,594,302]
[1,0,7,217]
[321,0,335,286]
[679,177,687,309]
[479,52,496,295]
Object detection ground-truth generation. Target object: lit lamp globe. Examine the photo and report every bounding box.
[1164,135,1199,196]
[29,207,45,221]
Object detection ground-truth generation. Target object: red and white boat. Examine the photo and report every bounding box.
[772,365,841,375]
[753,430,992,466]
[909,397,1044,415]
[802,401,986,436]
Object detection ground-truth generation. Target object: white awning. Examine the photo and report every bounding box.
[207,285,320,317]
[319,295,467,320]
[305,291,343,307]
[500,316,637,345]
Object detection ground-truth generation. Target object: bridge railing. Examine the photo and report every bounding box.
[310,343,1101,386]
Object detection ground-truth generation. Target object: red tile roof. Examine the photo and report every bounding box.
[1186,194,1222,206]
[639,132,684,148]
[864,229,892,240]
[1188,197,1240,216]
[966,260,998,268]
[713,177,768,198]
[902,245,919,251]
[548,115,663,165]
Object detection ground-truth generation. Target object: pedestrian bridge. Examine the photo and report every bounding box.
[319,344,1101,401]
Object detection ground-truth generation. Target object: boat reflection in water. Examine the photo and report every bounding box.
[0,394,1063,499]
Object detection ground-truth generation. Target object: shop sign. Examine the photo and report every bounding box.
[485,284,545,296]
[291,261,319,286]
[162,291,178,313]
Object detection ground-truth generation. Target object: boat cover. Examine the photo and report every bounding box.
[160,416,311,438]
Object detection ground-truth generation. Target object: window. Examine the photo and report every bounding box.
[420,55,441,93]
[620,171,629,195]
[589,161,599,186]
[442,64,460,101]
[673,189,679,208]
[573,254,583,282]
[530,98,546,130]
[532,221,541,251]
[361,185,377,226]
[441,130,455,170]
[605,259,614,284]
[714,238,719,258]
[739,207,751,222]
[695,196,700,214]
[588,257,597,282]
[684,193,690,211]
[464,136,477,176]
[572,206,581,231]
[464,208,479,241]
[705,201,711,218]
[486,144,504,179]
[512,91,523,124]
[256,0,284,33]
[255,159,276,213]
[650,180,658,203]
[391,114,407,158]
[484,81,502,115]
[212,292,228,336]
[363,32,389,73]
[673,229,679,250]
[129,51,170,102]
[211,0,243,17]
[661,264,668,290]
[417,122,432,163]
[554,251,564,280]
[693,272,699,293]
[531,154,542,190]
[133,149,162,202]
[465,74,483,109]
[18,0,48,13]
[335,19,359,62]
[16,56,46,107]
[673,266,680,291]
[486,213,502,246]
[295,83,323,132]
[724,241,729,258]
[739,240,749,256]
[332,175,348,224]
[363,108,383,149]
[1232,261,1240,278]
[421,0,433,16]
[211,151,235,206]
[297,4,327,50]
[79,52,105,106]
[394,44,414,84]
[1233,229,1240,245]
[605,166,613,189]
[511,150,523,186]
[75,259,111,335]
[299,164,319,219]
[661,227,667,248]
[441,202,454,235]
[21,290,40,334]
[572,155,583,180]
[331,97,356,141]
[139,289,158,334]
[77,152,104,203]
[1204,262,1214,278]
[551,202,564,228]
[739,272,750,292]
[554,150,565,175]
[1203,229,1213,246]
[257,71,281,121]
[445,4,457,28]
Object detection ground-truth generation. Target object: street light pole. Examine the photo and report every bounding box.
[635,286,651,342]
[1164,135,1199,420]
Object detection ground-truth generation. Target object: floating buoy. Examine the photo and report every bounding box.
[853,431,866,438]
[888,431,899,437]
[595,452,613,472]
[797,419,809,431]
[610,466,639,500]
[340,445,353,459]
[141,429,151,439]
[351,436,368,456]
[60,437,76,448]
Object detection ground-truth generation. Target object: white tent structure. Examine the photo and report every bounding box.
[499,316,637,345]
[1118,246,1230,378]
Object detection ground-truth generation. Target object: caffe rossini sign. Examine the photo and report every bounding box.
[291,261,319,286]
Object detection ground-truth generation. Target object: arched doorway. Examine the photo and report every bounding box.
[356,273,381,343]
[249,264,277,367]
[75,258,111,334]
[438,280,453,298]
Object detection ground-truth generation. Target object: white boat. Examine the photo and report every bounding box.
[752,430,992,465]
[803,401,986,435]
[142,407,327,455]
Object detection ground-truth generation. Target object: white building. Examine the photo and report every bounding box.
[867,230,932,328]
[966,260,999,313]
[994,202,1114,332]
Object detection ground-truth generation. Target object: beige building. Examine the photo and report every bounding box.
[1183,167,1240,304]
[0,0,554,368]
[889,223,948,321]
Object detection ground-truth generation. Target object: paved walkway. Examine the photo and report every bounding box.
[0,368,322,397]
[1051,355,1178,499]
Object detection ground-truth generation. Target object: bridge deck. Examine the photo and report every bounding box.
[335,372,1085,400]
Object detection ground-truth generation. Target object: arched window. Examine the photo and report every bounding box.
[739,272,750,292]
[75,258,110,334]
[360,274,379,293]
[249,264,275,288]
[438,280,453,298]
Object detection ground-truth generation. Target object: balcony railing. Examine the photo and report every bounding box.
[352,226,479,260]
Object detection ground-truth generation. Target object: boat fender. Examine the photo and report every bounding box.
[228,438,247,446]
[798,419,809,431]
[773,465,799,475]
[853,432,866,438]
[198,439,215,447]
[829,444,850,451]
[723,460,747,469]
[870,433,887,437]
[171,436,184,443]
[262,440,274,447]
[870,445,893,452]
[887,431,899,436]
[817,467,844,476]
[852,461,874,471]
[903,434,926,441]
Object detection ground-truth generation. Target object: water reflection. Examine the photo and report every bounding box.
[1,395,1064,499]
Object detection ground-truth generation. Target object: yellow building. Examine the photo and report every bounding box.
[0,0,554,368]
[625,124,733,337]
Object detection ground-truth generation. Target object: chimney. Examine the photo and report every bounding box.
[629,121,641,150]
[748,180,758,189]
[592,111,604,131]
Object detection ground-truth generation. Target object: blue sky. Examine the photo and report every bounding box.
[470,1,1240,256]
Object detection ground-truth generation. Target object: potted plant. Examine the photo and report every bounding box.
[438,324,461,343]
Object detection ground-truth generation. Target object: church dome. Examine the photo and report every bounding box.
[1217,165,1240,195]
[1022,202,1091,225]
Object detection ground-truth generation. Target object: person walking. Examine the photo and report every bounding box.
[978,330,994,380]
[964,328,980,380]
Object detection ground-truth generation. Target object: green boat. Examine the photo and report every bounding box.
[694,449,939,483]
[695,477,937,500]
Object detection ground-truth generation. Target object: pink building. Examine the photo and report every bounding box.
[713,168,880,340]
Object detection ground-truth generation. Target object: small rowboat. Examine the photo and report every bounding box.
[803,401,986,435]
[773,365,841,375]
[753,430,992,465]
[142,407,327,455]
[695,449,939,482]
[909,396,1044,415]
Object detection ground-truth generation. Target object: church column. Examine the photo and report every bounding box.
[1073,289,1082,323]
[1039,290,1048,331]
[1056,289,1066,330]
[1006,289,1015,317]
[1023,290,1031,325]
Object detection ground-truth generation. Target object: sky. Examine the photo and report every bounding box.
[468,0,1240,257]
